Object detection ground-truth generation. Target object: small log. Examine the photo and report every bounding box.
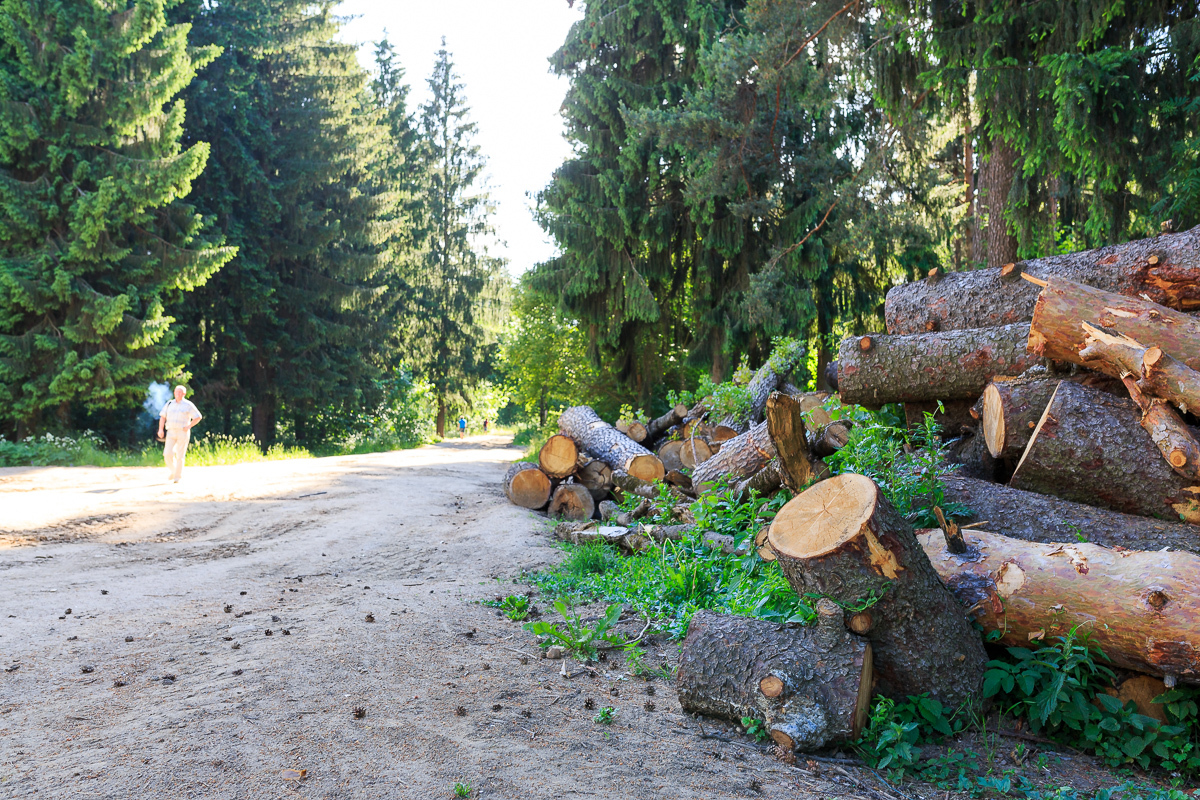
[555,521,738,555]
[713,421,746,442]
[1079,322,1200,417]
[981,377,1061,460]
[940,476,1200,555]
[558,406,665,482]
[646,404,689,442]
[794,391,834,435]
[768,473,988,705]
[810,421,851,458]
[904,400,978,437]
[657,440,685,473]
[664,469,693,491]
[626,421,648,443]
[746,340,808,424]
[1009,381,1200,522]
[765,392,819,491]
[920,529,1200,686]
[547,483,595,520]
[837,323,1040,406]
[885,225,1200,335]
[677,604,873,752]
[503,462,552,509]
[538,434,580,479]
[692,420,777,493]
[575,456,614,501]
[1028,276,1200,375]
[1122,377,1200,480]
[734,461,783,498]
[679,437,714,470]
[611,469,657,500]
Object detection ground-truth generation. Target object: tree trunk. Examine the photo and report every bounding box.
[884,225,1200,335]
[904,400,977,438]
[980,136,1018,269]
[646,404,688,443]
[1028,276,1200,375]
[940,475,1200,555]
[1009,381,1200,523]
[575,456,614,502]
[538,386,548,427]
[920,529,1200,686]
[766,392,819,491]
[981,377,1062,459]
[538,434,579,479]
[745,343,807,424]
[251,396,276,449]
[837,323,1038,407]
[547,483,595,521]
[713,419,747,441]
[436,394,446,439]
[677,605,874,752]
[768,473,988,706]
[503,462,552,510]
[692,420,777,493]
[557,406,664,482]
[554,520,736,555]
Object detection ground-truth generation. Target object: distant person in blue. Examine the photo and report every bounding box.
[458,417,467,439]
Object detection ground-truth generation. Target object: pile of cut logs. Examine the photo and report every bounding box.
[503,226,1200,755]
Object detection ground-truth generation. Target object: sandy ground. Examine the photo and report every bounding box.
[0,436,889,800]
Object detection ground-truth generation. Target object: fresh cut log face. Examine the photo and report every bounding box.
[920,529,1200,685]
[558,406,665,483]
[768,473,988,706]
[503,462,552,509]
[538,434,579,479]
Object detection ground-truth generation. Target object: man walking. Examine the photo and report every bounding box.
[458,416,467,439]
[158,385,202,483]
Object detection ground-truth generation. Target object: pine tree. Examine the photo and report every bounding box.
[172,0,396,447]
[0,0,232,437]
[411,44,506,438]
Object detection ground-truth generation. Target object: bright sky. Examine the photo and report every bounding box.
[337,0,583,275]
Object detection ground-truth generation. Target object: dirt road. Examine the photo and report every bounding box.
[0,437,862,799]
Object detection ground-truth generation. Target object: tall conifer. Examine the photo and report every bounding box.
[0,0,232,436]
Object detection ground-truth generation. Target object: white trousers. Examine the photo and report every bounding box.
[164,430,190,481]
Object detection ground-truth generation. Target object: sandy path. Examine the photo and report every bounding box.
[0,437,860,799]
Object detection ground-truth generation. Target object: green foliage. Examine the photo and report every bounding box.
[0,431,309,468]
[521,600,624,661]
[452,781,471,798]
[482,594,531,622]
[622,643,671,680]
[741,716,770,743]
[593,706,615,725]
[0,0,233,436]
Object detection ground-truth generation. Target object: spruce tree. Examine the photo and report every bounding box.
[0,0,232,437]
[411,44,506,438]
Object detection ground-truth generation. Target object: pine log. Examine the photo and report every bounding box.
[1121,377,1200,480]
[904,400,977,437]
[919,529,1200,686]
[1009,381,1200,523]
[810,421,851,458]
[627,421,648,443]
[768,473,988,705]
[679,437,714,470]
[1028,276,1200,375]
[837,323,1040,406]
[981,378,1061,459]
[503,462,552,509]
[940,475,1200,555]
[713,420,746,441]
[547,483,595,520]
[646,404,689,442]
[766,392,819,491]
[1079,322,1200,417]
[885,225,1200,335]
[945,427,998,482]
[558,406,665,482]
[692,420,777,493]
[538,434,580,479]
[677,604,873,751]
[657,440,685,473]
[575,456,614,502]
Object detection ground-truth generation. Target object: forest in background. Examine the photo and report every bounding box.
[2,0,1199,456]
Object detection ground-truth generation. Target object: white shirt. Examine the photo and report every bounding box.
[160,399,201,431]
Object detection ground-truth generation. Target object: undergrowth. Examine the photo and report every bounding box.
[0,431,312,467]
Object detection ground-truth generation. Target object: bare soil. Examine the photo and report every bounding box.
[0,436,1151,799]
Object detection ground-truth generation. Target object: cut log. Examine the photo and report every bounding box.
[626,421,648,443]
[1078,322,1200,417]
[554,520,738,555]
[810,421,851,459]
[768,473,988,705]
[646,404,689,442]
[885,225,1200,335]
[837,323,1040,406]
[945,427,998,482]
[940,476,1200,555]
[765,392,819,491]
[981,378,1061,460]
[657,440,685,473]
[538,434,580,479]
[1121,377,1200,480]
[503,462,552,509]
[713,420,746,441]
[679,437,714,470]
[1027,276,1200,375]
[904,400,977,438]
[734,462,784,498]
[920,529,1200,686]
[795,391,834,435]
[575,456,614,502]
[692,420,777,493]
[1009,381,1200,522]
[677,604,873,751]
[558,406,665,482]
[746,339,808,424]
[547,483,595,521]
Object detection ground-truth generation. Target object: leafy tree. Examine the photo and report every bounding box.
[410,43,507,437]
[0,0,232,437]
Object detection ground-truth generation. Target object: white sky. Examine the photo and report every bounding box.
[337,0,583,275]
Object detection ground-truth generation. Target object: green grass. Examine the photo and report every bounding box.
[0,431,312,468]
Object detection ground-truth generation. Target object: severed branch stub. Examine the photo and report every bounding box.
[932,506,967,555]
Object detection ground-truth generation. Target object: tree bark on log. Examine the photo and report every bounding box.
[940,476,1200,555]
[810,421,852,459]
[885,225,1200,335]
[558,406,665,482]
[657,440,685,473]
[646,404,689,442]
[553,520,738,555]
[692,420,777,493]
[1078,322,1200,417]
[768,473,988,706]
[538,434,580,479]
[981,378,1061,459]
[547,483,595,521]
[837,323,1039,406]
[766,392,819,491]
[745,341,808,424]
[1027,276,1200,375]
[1009,381,1200,523]
[503,462,552,509]
[677,605,873,751]
[919,529,1200,686]
[734,461,784,498]
[1121,377,1200,480]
